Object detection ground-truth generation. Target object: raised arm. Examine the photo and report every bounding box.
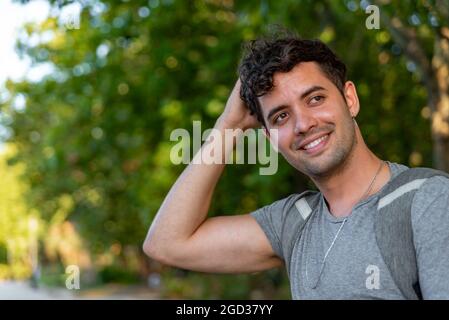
[143,80,282,273]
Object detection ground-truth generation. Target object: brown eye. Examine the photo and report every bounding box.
[274,112,288,124]
[310,95,325,104]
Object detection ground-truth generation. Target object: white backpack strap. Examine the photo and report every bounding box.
[377,178,427,210]
[295,197,312,220]
[283,190,320,276]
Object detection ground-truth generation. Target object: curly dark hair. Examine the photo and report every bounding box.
[238,35,347,128]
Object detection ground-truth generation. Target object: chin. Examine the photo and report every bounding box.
[289,150,346,178]
[305,163,337,178]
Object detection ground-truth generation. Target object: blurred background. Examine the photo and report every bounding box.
[0,0,448,299]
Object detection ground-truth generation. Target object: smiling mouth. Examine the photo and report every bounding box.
[297,133,331,155]
[303,134,329,150]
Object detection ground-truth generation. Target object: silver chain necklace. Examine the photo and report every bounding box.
[309,160,385,289]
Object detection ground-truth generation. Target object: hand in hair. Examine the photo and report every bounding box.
[216,79,260,131]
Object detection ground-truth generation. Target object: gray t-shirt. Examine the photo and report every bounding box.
[251,162,449,299]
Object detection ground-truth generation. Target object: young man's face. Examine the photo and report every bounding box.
[258,62,359,178]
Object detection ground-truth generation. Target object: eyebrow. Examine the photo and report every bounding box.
[266,85,327,121]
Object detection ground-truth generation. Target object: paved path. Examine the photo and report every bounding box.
[0,281,73,299]
[0,281,160,300]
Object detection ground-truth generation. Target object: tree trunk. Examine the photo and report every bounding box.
[431,33,449,172]
[377,2,449,171]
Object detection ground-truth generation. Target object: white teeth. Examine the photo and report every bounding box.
[303,134,328,150]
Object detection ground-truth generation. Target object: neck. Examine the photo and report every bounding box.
[310,130,391,218]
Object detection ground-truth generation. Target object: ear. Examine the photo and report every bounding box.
[343,81,360,118]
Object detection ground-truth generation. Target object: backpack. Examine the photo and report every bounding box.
[283,167,449,300]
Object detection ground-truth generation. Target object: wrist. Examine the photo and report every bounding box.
[215,115,253,132]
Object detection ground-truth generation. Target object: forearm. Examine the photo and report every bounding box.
[144,119,238,254]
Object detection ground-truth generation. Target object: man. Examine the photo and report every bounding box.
[143,34,449,299]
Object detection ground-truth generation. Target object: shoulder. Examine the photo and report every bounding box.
[250,190,320,221]
[414,173,449,201]
[269,191,318,210]
[411,172,449,226]
[386,162,449,205]
[420,174,449,189]
[382,164,449,227]
[387,161,409,177]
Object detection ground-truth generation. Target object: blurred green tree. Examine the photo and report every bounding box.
[372,0,449,171]
[0,144,40,279]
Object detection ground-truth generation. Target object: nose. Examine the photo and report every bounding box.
[293,107,318,135]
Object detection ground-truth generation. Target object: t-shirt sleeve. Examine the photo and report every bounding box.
[250,194,300,261]
[411,175,449,299]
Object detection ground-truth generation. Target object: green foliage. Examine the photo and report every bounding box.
[160,268,290,299]
[0,144,40,279]
[98,265,140,284]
